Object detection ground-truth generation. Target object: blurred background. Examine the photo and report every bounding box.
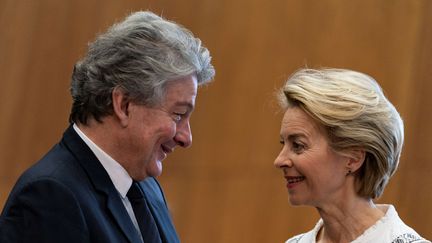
[1,0,431,242]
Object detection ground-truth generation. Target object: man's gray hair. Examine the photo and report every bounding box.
[70,11,215,124]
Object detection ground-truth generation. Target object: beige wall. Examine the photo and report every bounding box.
[1,0,431,242]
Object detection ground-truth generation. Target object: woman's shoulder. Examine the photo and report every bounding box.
[285,233,307,243]
[390,233,430,243]
[285,222,322,243]
[285,219,323,243]
[375,204,430,243]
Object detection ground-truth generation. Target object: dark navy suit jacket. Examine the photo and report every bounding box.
[0,126,180,243]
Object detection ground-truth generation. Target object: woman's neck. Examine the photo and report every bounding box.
[315,198,385,243]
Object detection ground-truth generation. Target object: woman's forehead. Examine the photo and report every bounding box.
[281,107,326,138]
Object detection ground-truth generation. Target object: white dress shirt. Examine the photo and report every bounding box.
[73,124,143,241]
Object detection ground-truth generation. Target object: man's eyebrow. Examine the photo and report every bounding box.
[174,101,194,110]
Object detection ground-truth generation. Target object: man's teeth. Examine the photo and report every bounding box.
[161,145,171,154]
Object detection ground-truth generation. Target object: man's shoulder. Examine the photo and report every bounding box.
[20,143,81,181]
[8,140,90,203]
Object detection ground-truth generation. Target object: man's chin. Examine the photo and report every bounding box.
[131,161,163,181]
[148,160,163,178]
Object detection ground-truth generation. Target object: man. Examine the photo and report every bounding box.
[0,11,215,243]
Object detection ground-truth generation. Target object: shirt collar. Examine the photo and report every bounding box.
[73,123,132,198]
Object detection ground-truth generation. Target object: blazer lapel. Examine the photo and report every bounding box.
[139,178,180,243]
[61,125,142,243]
[106,194,142,243]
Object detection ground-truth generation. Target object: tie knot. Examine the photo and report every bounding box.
[127,182,144,200]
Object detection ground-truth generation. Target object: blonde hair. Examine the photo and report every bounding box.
[279,68,404,199]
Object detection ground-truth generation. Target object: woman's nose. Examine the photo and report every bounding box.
[274,147,292,168]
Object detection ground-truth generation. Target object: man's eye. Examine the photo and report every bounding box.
[172,113,183,122]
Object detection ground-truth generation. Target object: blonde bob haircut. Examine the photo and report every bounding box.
[278,68,404,199]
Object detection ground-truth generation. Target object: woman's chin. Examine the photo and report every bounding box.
[288,197,305,206]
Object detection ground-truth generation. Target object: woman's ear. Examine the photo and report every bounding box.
[347,148,366,173]
[112,87,130,127]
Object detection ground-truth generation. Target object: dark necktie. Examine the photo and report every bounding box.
[127,181,162,243]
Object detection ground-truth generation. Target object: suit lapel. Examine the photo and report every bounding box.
[61,125,142,243]
[106,194,142,243]
[139,178,180,243]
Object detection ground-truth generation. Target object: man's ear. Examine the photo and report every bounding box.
[347,148,366,173]
[112,87,130,127]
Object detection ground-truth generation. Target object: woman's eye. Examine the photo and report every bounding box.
[292,141,305,153]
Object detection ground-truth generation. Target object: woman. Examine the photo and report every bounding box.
[274,68,430,243]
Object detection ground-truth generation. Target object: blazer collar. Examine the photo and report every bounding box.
[61,125,142,243]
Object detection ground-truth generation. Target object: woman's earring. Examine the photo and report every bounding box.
[346,170,352,176]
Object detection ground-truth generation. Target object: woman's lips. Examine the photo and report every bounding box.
[284,176,305,188]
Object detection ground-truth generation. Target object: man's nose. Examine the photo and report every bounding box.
[174,121,192,148]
